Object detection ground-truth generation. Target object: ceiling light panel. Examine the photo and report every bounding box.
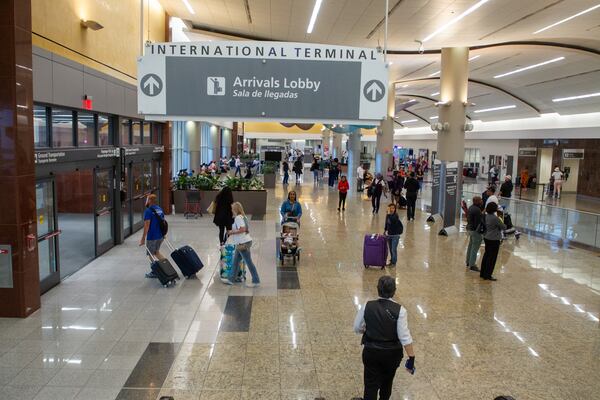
[493,57,564,79]
[534,3,600,34]
[307,0,323,34]
[422,0,491,43]
[553,92,600,102]
[474,105,516,113]
[181,0,195,14]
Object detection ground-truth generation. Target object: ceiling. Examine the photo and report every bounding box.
[159,0,600,122]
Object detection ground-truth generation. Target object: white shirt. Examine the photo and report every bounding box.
[229,215,252,245]
[485,195,499,207]
[235,158,241,167]
[353,298,413,346]
[552,171,563,181]
[357,166,365,178]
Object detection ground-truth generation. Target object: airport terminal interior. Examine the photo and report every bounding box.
[1,1,600,399]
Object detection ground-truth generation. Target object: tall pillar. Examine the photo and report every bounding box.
[347,130,362,188]
[160,122,172,215]
[332,133,342,159]
[375,81,395,174]
[186,121,200,171]
[437,47,469,228]
[321,129,331,157]
[0,0,40,317]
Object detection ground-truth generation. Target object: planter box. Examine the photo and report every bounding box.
[173,189,267,216]
[263,173,276,188]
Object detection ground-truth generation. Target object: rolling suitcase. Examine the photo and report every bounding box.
[165,239,203,278]
[363,234,388,269]
[147,245,179,287]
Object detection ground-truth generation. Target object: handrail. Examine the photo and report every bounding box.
[38,230,62,241]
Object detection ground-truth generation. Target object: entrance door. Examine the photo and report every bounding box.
[95,168,115,255]
[132,163,145,232]
[121,164,132,238]
[36,179,61,293]
[506,155,514,177]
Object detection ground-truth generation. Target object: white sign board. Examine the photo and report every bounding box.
[138,41,388,124]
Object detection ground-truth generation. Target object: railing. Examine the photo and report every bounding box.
[462,190,600,249]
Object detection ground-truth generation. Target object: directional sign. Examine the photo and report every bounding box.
[138,41,388,123]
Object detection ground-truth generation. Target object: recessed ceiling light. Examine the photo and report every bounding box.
[181,0,195,14]
[552,92,600,102]
[307,0,323,34]
[534,4,600,34]
[474,105,516,113]
[422,0,491,42]
[401,84,409,88]
[400,119,418,123]
[431,92,440,96]
[430,116,439,120]
[428,70,440,77]
[493,57,564,79]
[469,55,481,61]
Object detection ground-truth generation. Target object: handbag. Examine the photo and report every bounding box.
[236,241,251,251]
[207,201,216,214]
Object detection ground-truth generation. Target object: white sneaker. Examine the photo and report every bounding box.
[246,282,260,288]
[220,278,233,285]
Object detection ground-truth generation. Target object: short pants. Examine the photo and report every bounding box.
[146,238,163,255]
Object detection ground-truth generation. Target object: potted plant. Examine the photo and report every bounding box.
[262,161,277,188]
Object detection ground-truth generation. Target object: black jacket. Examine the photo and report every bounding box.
[404,177,420,194]
[500,181,513,198]
[362,299,403,351]
[466,204,482,231]
[213,198,233,227]
[385,213,404,235]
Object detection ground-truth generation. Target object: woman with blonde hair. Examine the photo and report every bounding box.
[222,202,260,287]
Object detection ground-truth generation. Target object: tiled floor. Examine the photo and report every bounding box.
[1,175,599,400]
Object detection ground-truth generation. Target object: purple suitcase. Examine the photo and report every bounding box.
[363,234,388,269]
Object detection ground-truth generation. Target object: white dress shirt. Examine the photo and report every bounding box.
[353,297,413,346]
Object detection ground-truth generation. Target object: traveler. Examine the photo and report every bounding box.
[482,186,495,205]
[404,172,419,221]
[465,196,483,272]
[353,276,416,400]
[357,164,365,192]
[480,202,506,281]
[500,176,513,198]
[369,173,386,214]
[328,158,339,187]
[222,202,260,287]
[213,187,234,245]
[139,194,166,278]
[552,166,564,199]
[391,172,405,206]
[282,161,290,185]
[337,175,349,211]
[485,186,499,207]
[234,155,242,177]
[310,159,320,183]
[293,158,303,183]
[416,167,424,192]
[384,203,403,267]
[280,191,302,223]
[520,167,529,190]
[319,157,326,179]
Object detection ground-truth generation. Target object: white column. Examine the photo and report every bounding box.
[332,133,343,159]
[347,130,362,189]
[375,81,395,174]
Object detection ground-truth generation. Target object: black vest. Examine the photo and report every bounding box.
[361,299,403,352]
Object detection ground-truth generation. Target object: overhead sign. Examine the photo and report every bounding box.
[563,149,584,159]
[518,148,537,157]
[138,41,388,124]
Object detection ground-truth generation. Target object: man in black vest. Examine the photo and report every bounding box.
[353,276,416,400]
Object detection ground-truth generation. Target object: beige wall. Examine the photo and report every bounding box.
[32,0,166,85]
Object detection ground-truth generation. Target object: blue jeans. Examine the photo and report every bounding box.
[466,230,483,267]
[283,171,289,184]
[387,235,400,265]
[229,241,260,284]
[313,170,319,181]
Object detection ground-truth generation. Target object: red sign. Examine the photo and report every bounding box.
[82,98,93,110]
[0,249,8,254]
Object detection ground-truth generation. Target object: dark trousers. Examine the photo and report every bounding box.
[480,239,500,278]
[283,171,289,184]
[406,193,417,220]
[218,224,232,245]
[338,192,347,209]
[328,172,335,187]
[371,193,382,213]
[362,347,403,400]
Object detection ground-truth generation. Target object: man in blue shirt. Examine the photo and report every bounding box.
[139,194,165,278]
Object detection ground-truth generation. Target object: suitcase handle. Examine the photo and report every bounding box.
[163,238,177,252]
[145,244,161,262]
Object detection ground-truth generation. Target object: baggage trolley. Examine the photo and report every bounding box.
[184,190,202,219]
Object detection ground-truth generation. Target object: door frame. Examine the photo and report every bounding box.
[36,177,62,294]
[94,167,116,256]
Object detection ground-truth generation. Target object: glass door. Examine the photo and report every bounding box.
[95,168,115,255]
[121,164,132,238]
[132,163,145,231]
[36,179,61,293]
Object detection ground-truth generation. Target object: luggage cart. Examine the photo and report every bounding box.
[184,190,202,219]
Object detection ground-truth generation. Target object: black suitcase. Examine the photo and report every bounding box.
[147,245,179,287]
[166,240,203,278]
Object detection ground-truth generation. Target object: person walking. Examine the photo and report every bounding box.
[337,175,349,211]
[369,173,386,214]
[500,175,513,198]
[353,276,416,400]
[357,164,365,192]
[212,187,234,245]
[293,158,303,184]
[310,159,320,183]
[384,203,403,267]
[552,166,564,199]
[139,194,166,279]
[328,158,339,187]
[404,172,419,221]
[280,191,302,224]
[416,167,424,192]
[465,196,483,272]
[222,202,260,287]
[480,202,506,281]
[234,155,242,177]
[282,161,290,185]
[520,166,529,191]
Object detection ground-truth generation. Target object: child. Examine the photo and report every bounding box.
[384,203,403,267]
[338,175,349,211]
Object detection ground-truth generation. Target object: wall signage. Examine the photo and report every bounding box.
[138,41,389,124]
[34,148,120,165]
[443,161,460,229]
[518,148,537,157]
[563,149,584,159]
[0,244,13,288]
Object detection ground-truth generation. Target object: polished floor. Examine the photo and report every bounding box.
[1,175,599,400]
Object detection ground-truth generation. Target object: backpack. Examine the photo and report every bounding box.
[150,207,169,237]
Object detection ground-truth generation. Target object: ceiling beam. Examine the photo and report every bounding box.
[401,109,430,124]
[395,78,541,114]
[394,94,473,120]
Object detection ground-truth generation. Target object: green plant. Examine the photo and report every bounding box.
[262,161,277,174]
[192,175,220,190]
[249,177,264,190]
[175,175,191,190]
[223,176,243,190]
